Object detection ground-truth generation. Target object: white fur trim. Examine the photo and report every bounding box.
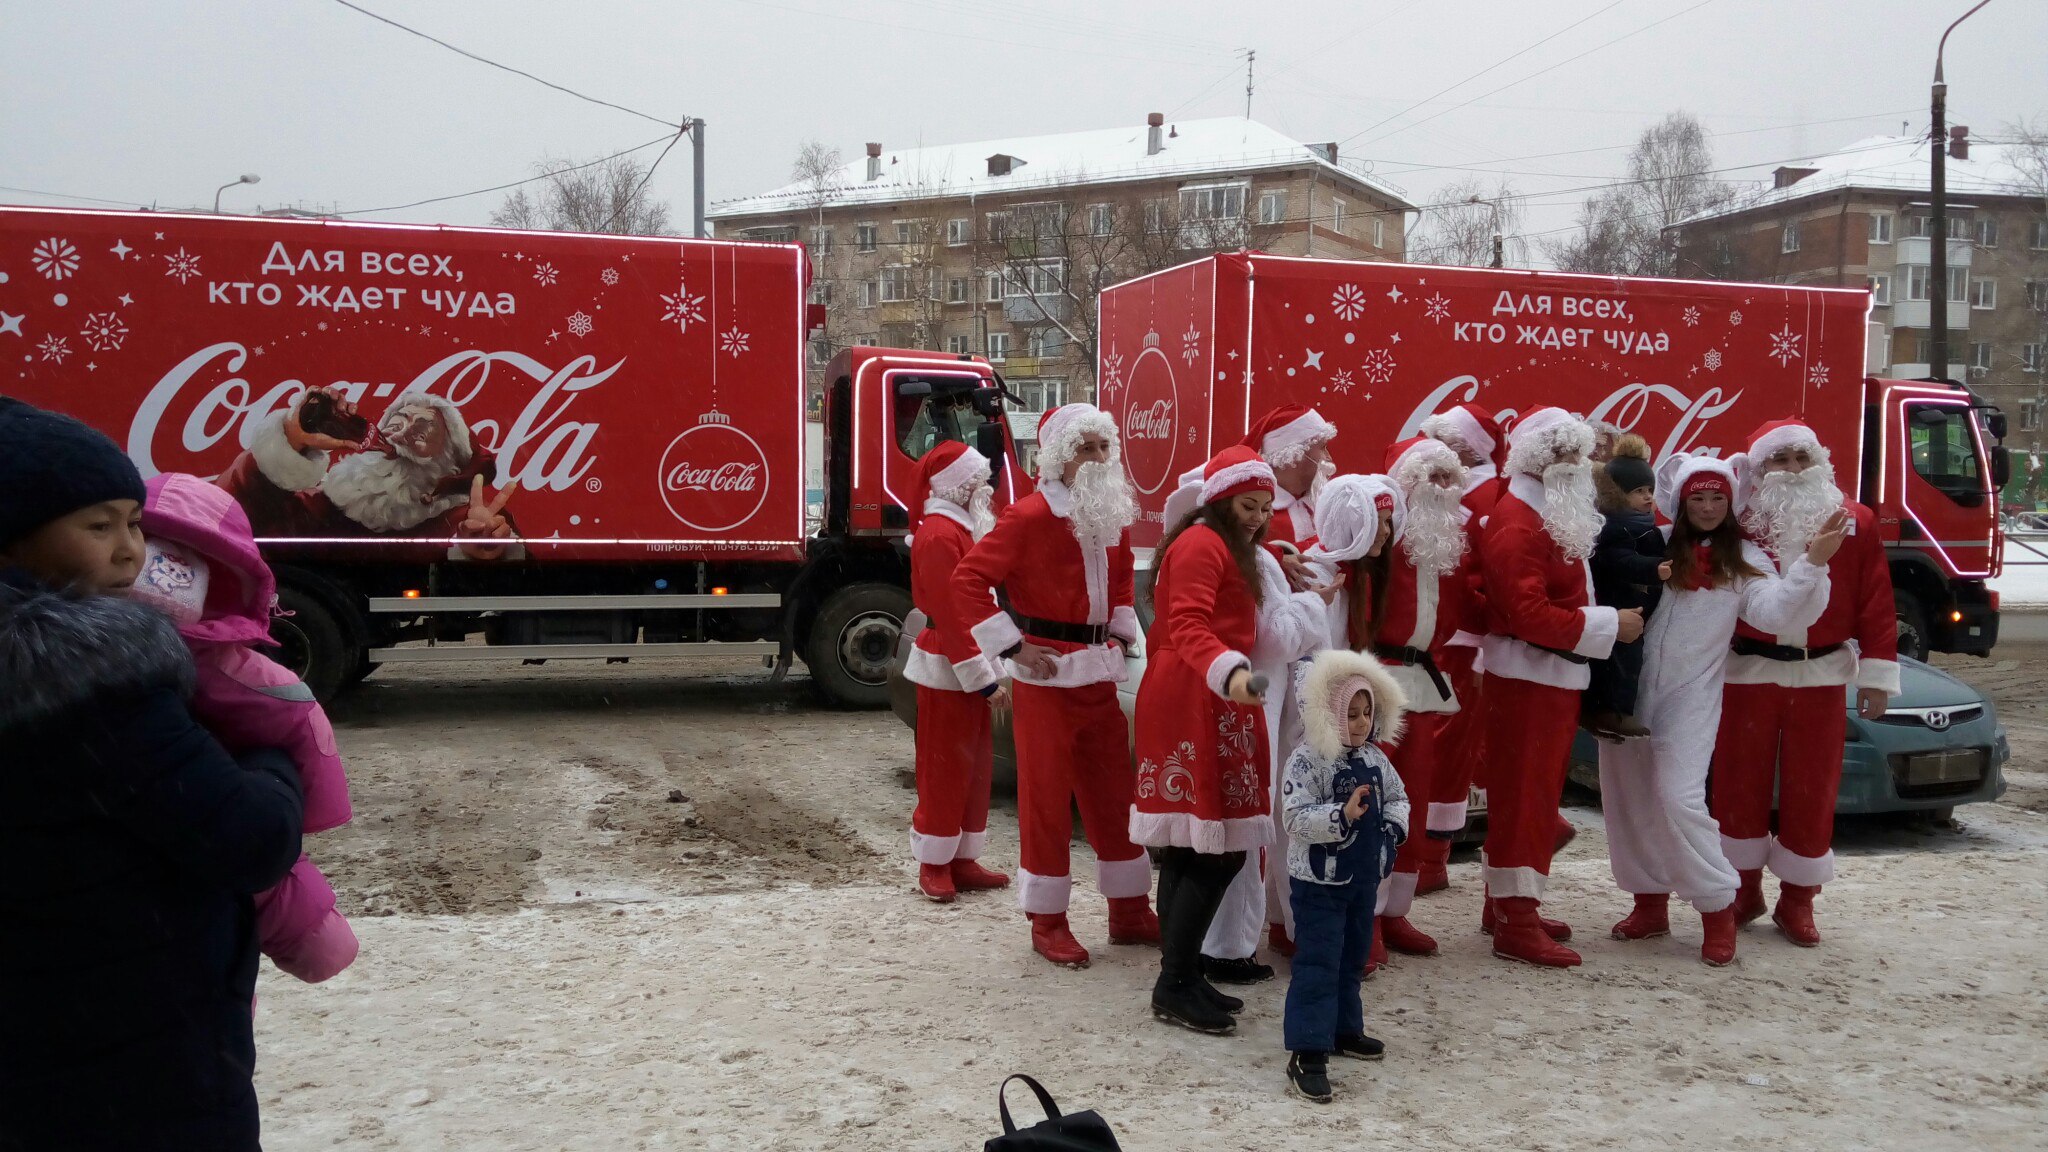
[1005,643,1128,688]
[1034,405,1120,480]
[970,611,1023,661]
[958,829,988,860]
[1653,452,1741,522]
[1300,649,1408,762]
[1505,410,1594,478]
[930,449,989,495]
[1425,800,1468,834]
[1260,410,1338,468]
[1570,605,1620,660]
[1382,869,1420,917]
[1767,843,1835,887]
[1423,407,1496,460]
[1479,858,1547,900]
[1096,853,1156,899]
[1724,649,1857,688]
[904,645,968,691]
[1855,658,1902,695]
[1110,604,1140,647]
[248,408,329,492]
[1481,634,1592,690]
[1200,458,1276,505]
[1391,437,1463,494]
[1206,650,1250,699]
[1127,809,1274,853]
[911,829,963,865]
[1080,535,1109,625]
[1720,833,1772,871]
[951,652,1002,694]
[1749,423,1827,466]
[1015,867,1073,914]
[921,498,976,534]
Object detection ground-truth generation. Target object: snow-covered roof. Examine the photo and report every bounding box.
[1673,134,2044,228]
[709,116,1415,220]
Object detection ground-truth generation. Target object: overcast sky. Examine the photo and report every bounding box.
[4,0,2043,262]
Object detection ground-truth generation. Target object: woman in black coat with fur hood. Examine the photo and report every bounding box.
[0,398,305,1152]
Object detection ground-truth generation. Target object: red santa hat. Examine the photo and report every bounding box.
[909,440,990,531]
[1307,473,1402,564]
[1653,451,1745,522]
[1161,446,1275,528]
[1383,435,1464,496]
[1242,404,1338,469]
[1744,417,1830,467]
[1504,406,1595,477]
[1420,402,1507,476]
[1034,402,1121,480]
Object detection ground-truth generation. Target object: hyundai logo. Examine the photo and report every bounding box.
[1925,710,1951,731]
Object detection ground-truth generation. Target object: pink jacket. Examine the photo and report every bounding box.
[135,473,358,983]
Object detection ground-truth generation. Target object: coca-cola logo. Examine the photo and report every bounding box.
[1397,375,1744,462]
[659,421,770,531]
[1121,345,1180,495]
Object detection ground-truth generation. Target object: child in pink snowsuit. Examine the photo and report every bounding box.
[131,472,359,983]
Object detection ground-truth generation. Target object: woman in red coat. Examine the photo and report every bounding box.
[1129,445,1275,1036]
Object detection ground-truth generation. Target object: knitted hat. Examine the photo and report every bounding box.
[1242,404,1337,469]
[1034,403,1121,480]
[909,440,990,533]
[0,397,147,546]
[1159,447,1275,528]
[1605,453,1655,495]
[1420,403,1507,477]
[1504,406,1595,478]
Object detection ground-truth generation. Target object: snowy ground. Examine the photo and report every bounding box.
[1992,536,2048,606]
[254,656,2048,1151]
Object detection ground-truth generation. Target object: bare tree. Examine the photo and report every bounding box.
[489,154,674,236]
[1547,112,1733,276]
[791,140,844,232]
[1411,176,1524,267]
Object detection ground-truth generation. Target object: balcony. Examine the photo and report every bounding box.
[1003,293,1071,323]
[1892,299,1972,330]
[1897,237,1972,267]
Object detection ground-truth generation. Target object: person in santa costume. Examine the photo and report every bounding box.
[1368,436,1474,963]
[1712,419,1899,946]
[1599,452,1842,966]
[903,441,1012,904]
[1242,404,1339,583]
[951,404,1158,968]
[1129,445,1288,1034]
[1477,406,1643,967]
[1411,403,1511,895]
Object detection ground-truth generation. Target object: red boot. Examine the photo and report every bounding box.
[1106,896,1161,946]
[1028,913,1091,968]
[1610,894,1670,941]
[1773,884,1822,947]
[1732,869,1767,926]
[1269,922,1296,958]
[950,858,1011,891]
[1364,926,1388,976]
[1483,896,1573,942]
[1379,915,1439,956]
[1701,906,1738,967]
[1489,898,1582,968]
[1552,812,1578,854]
[1416,839,1452,895]
[918,863,957,903]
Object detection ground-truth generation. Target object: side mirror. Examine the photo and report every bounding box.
[1992,446,2012,489]
[1988,411,2009,440]
[971,385,1004,419]
[897,380,933,399]
[977,420,1007,483]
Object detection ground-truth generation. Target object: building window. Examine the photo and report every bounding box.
[1915,335,1932,364]
[1143,199,1167,234]
[1971,278,1997,310]
[1373,216,1385,249]
[1258,190,1284,225]
[2032,219,2048,249]
[809,227,833,255]
[895,221,912,245]
[1027,328,1066,359]
[1006,260,1064,297]
[985,272,1004,302]
[1904,265,1967,301]
[1781,221,1802,254]
[946,334,969,355]
[946,218,969,246]
[986,332,1009,363]
[1711,236,1733,266]
[1180,183,1247,222]
[2025,344,2044,373]
[747,225,797,243]
[1977,217,1999,247]
[1869,213,1893,244]
[2023,400,2042,431]
[1089,203,1113,237]
[1905,265,1929,301]
[1867,274,1890,306]
[808,282,832,306]
[879,266,907,302]
[809,337,832,366]
[1332,198,1347,234]
[1970,341,1993,371]
[856,223,877,252]
[857,279,876,308]
[1011,377,1066,413]
[1906,214,1933,239]
[946,277,968,304]
[2030,281,2048,312]
[985,212,1010,242]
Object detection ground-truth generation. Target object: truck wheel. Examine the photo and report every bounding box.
[271,584,355,703]
[805,582,912,708]
[1895,590,1931,662]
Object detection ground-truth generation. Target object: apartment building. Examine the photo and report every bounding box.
[708,115,1414,454]
[1668,133,2048,441]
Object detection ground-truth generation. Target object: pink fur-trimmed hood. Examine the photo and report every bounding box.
[140,473,276,648]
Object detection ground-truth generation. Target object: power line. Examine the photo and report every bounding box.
[1367,110,1921,176]
[326,0,684,130]
[334,132,676,217]
[0,184,148,208]
[602,127,690,231]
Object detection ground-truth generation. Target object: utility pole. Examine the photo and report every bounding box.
[690,119,707,239]
[1244,49,1256,119]
[1930,1,1992,381]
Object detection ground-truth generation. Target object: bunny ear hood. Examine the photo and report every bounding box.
[1299,648,1408,762]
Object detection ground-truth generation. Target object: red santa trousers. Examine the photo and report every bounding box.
[1710,682,1846,887]
[1011,680,1153,914]
[1425,647,1485,835]
[1478,672,1580,899]
[1377,711,1445,918]
[910,685,994,866]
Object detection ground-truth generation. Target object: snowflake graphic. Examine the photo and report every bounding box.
[1682,306,1701,327]
[600,267,620,286]
[1808,362,1831,388]
[37,334,70,364]
[1703,349,1723,372]
[532,262,559,286]
[1330,368,1357,394]
[1360,348,1397,385]
[79,312,128,352]
[1729,310,1743,326]
[1100,349,1124,391]
[1187,428,1198,444]
[32,237,80,280]
[1423,292,1452,324]
[720,327,750,357]
[1767,324,1803,366]
[566,311,594,338]
[660,279,706,334]
[163,247,202,284]
[315,321,329,332]
[1330,283,1369,322]
[1181,324,1202,365]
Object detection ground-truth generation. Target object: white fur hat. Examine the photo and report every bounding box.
[1504,406,1594,478]
[1301,648,1408,760]
[1308,474,1403,564]
[1654,451,1747,522]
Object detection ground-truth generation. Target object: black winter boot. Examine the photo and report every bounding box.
[1202,954,1276,984]
[1195,977,1243,1015]
[1286,1053,1332,1102]
[1333,1033,1385,1061]
[1151,979,1236,1035]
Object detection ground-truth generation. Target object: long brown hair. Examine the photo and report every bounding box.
[1345,548,1394,649]
[1666,506,1762,589]
[1158,499,1266,606]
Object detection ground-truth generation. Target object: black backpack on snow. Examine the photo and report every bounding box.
[983,1074,1122,1151]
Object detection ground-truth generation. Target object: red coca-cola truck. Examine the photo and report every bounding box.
[1,206,1023,703]
[1097,253,2006,658]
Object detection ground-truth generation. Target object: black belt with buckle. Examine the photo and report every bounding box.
[1372,644,1453,702]
[1012,613,1109,646]
[1731,635,1845,662]
[1532,642,1591,665]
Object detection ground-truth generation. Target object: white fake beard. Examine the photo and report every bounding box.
[1539,460,1601,562]
[1305,457,1335,509]
[1067,459,1138,543]
[1744,465,1843,556]
[1401,480,1467,580]
[936,480,998,540]
[321,451,467,533]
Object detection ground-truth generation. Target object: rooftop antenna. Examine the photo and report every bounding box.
[1244,48,1256,119]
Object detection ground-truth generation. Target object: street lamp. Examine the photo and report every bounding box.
[1929,0,1992,381]
[213,173,261,214]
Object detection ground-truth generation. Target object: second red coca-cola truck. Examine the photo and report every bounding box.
[1,206,1023,703]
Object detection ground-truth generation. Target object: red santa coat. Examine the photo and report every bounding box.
[1443,471,1501,651]
[950,480,1139,687]
[904,503,1002,694]
[1267,488,1315,552]
[1479,474,1620,689]
[217,409,495,539]
[1373,540,1467,713]
[1128,523,1272,853]
[1727,501,1900,693]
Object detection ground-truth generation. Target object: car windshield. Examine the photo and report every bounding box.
[1908,402,1984,505]
[894,379,994,461]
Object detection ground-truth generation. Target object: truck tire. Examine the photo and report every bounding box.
[1895,589,1930,663]
[805,582,913,708]
[271,583,355,703]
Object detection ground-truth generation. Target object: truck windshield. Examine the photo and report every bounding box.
[896,387,994,460]
[1907,402,1983,504]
